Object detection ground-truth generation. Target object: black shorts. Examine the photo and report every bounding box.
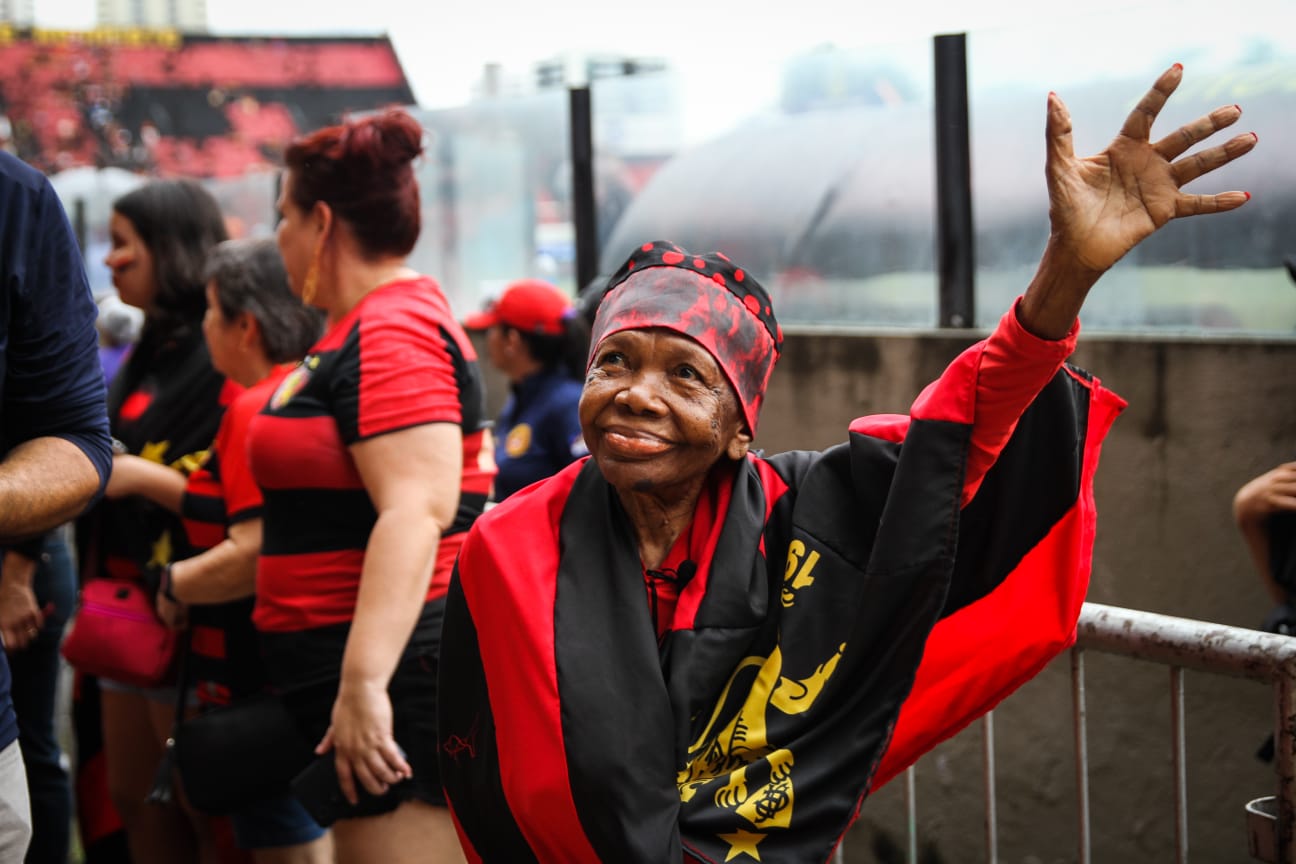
[259,601,446,820]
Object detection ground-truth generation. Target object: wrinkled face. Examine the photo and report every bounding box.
[201,281,241,379]
[580,328,749,497]
[104,211,155,311]
[274,171,314,301]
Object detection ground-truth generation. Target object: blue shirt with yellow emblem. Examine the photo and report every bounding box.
[493,369,586,501]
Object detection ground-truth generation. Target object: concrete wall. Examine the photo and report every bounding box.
[474,327,1296,863]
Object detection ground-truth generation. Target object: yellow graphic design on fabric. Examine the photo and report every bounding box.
[138,439,209,476]
[170,448,209,475]
[676,538,846,859]
[771,647,844,714]
[781,539,820,608]
[138,440,170,464]
[505,423,532,458]
[719,829,766,862]
[137,441,208,573]
[140,439,210,477]
[148,530,172,571]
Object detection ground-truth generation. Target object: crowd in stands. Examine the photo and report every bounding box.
[0,31,414,179]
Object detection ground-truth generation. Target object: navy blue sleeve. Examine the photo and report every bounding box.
[542,380,587,466]
[3,173,112,496]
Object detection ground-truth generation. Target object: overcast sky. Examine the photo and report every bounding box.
[32,0,1293,110]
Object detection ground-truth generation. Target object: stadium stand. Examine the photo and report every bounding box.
[0,28,416,177]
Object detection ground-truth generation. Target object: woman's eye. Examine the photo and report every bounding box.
[597,351,626,367]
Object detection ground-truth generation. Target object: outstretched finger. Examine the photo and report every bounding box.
[1119,64,1183,141]
[1044,91,1075,171]
[1170,131,1257,187]
[1174,190,1251,218]
[1154,103,1242,161]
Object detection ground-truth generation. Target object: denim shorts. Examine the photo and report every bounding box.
[230,792,326,850]
[97,677,195,706]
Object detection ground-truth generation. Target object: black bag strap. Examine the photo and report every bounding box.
[145,628,193,806]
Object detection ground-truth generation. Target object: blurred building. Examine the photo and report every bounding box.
[97,0,207,32]
[0,28,415,177]
[0,0,32,27]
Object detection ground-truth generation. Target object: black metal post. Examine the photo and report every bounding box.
[934,33,975,329]
[568,86,599,293]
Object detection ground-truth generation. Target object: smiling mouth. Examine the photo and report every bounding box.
[602,429,672,458]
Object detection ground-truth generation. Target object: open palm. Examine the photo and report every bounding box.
[1046,64,1255,273]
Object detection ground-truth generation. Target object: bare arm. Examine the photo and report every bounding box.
[321,421,463,803]
[169,518,261,605]
[0,437,102,542]
[104,453,187,513]
[1234,463,1296,605]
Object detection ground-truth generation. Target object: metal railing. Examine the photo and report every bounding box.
[890,601,1296,863]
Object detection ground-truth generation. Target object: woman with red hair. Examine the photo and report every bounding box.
[248,109,493,863]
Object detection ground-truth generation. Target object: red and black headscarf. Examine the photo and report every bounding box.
[589,241,783,433]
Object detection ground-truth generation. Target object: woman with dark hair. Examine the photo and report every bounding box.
[438,66,1257,862]
[73,179,233,863]
[463,279,589,501]
[246,108,493,863]
[106,238,330,863]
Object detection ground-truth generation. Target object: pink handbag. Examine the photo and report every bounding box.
[61,579,178,687]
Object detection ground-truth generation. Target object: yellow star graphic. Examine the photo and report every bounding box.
[138,440,170,464]
[720,829,765,862]
[148,530,173,571]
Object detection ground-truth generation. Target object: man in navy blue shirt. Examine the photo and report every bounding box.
[0,150,114,859]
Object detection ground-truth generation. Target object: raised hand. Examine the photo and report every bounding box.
[1048,63,1254,273]
[1021,64,1256,340]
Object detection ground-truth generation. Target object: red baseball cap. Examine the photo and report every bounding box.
[463,279,574,336]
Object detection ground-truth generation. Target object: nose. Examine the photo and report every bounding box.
[614,372,666,415]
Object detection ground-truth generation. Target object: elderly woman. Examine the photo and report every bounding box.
[437,66,1255,862]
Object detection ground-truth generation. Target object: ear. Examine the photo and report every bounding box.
[311,200,333,240]
[237,312,261,352]
[726,428,753,461]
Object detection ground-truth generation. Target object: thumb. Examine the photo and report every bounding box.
[1045,91,1075,169]
[315,726,335,756]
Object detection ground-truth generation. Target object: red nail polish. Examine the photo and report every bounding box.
[1172,62,1183,71]
[1244,191,1252,201]
[1252,132,1259,142]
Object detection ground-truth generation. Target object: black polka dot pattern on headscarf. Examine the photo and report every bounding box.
[590,241,783,434]
[606,241,783,353]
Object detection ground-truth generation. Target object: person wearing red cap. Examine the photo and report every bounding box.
[437,66,1255,863]
[464,279,590,501]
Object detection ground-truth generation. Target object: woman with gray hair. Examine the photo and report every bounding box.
[107,237,330,863]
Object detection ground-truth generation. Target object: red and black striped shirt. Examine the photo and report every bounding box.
[180,370,284,704]
[248,277,494,633]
